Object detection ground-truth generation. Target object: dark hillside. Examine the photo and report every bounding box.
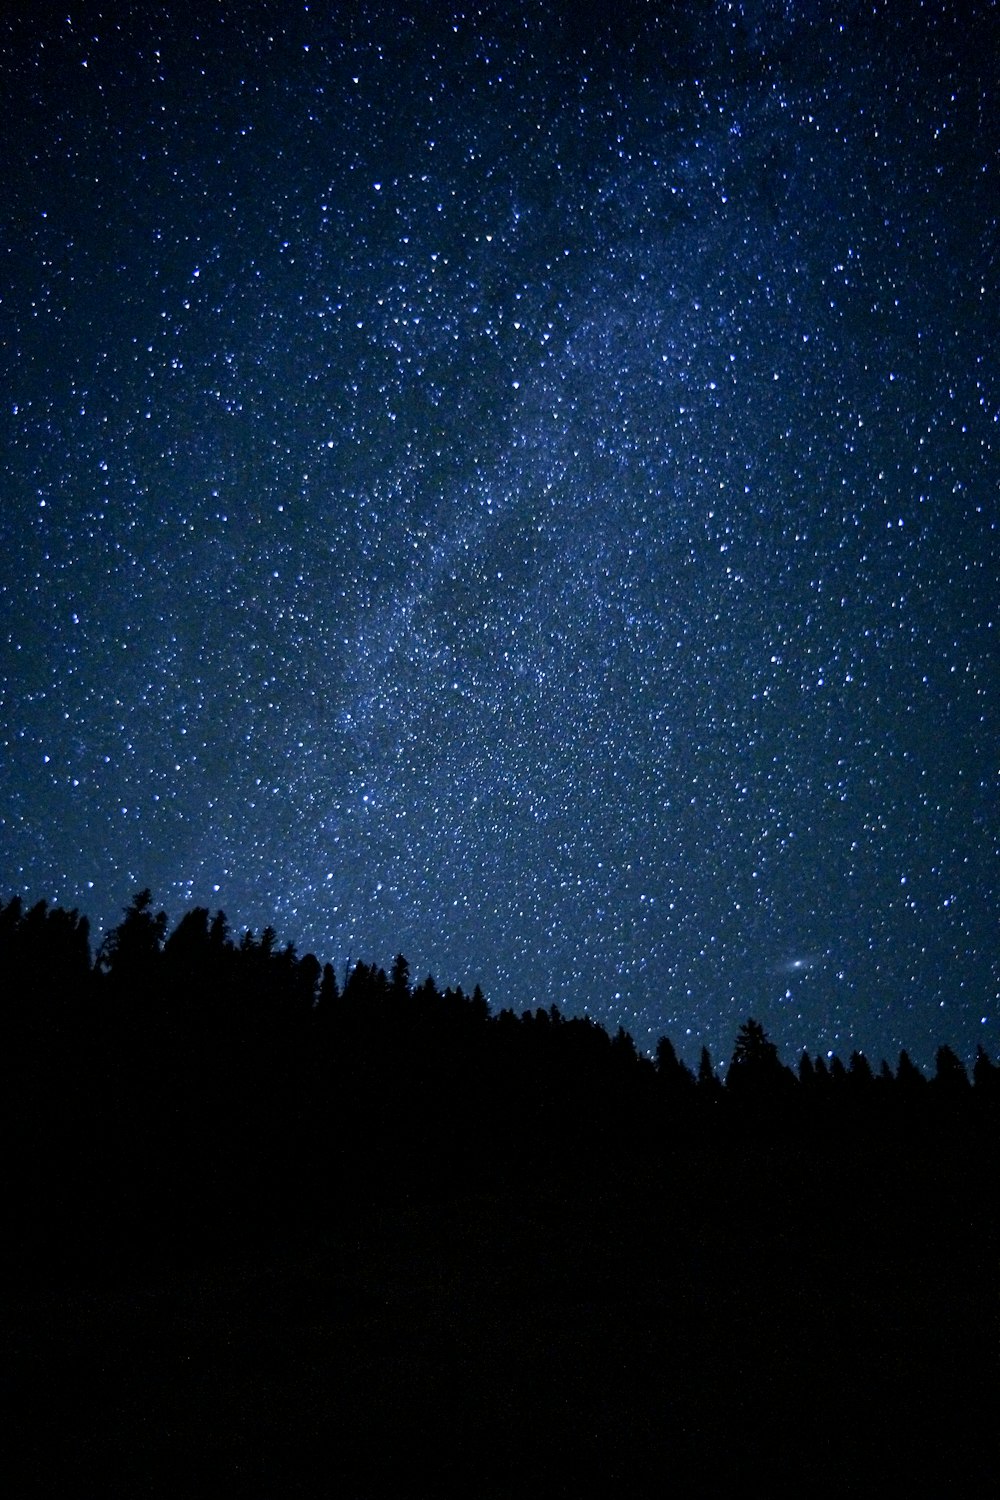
[7,895,997,1492]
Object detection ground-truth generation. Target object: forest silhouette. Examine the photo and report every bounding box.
[8,891,998,1493]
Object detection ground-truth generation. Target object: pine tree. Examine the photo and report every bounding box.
[656,1036,696,1096]
[97,889,167,987]
[726,1018,792,1097]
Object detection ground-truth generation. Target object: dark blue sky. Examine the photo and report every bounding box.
[2,1,996,1067]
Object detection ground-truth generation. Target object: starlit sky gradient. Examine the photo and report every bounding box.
[2,1,997,1068]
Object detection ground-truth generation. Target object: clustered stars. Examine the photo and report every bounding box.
[1,3,996,1072]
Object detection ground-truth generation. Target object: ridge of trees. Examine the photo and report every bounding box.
[5,889,994,1089]
[8,891,996,1493]
[6,890,997,1276]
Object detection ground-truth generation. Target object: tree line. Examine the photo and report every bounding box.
[6,889,997,1276]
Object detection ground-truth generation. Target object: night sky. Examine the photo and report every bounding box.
[2,1,996,1069]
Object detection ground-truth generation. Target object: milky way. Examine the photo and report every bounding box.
[2,2,996,1067]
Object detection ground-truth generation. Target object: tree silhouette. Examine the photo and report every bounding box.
[318,961,339,1009]
[933,1044,970,1094]
[390,953,411,1001]
[97,888,167,985]
[726,1018,793,1098]
[896,1049,927,1092]
[697,1045,723,1101]
[655,1036,697,1100]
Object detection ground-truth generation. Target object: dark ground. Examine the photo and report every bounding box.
[10,1137,996,1496]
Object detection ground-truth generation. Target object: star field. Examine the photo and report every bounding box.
[2,1,997,1068]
